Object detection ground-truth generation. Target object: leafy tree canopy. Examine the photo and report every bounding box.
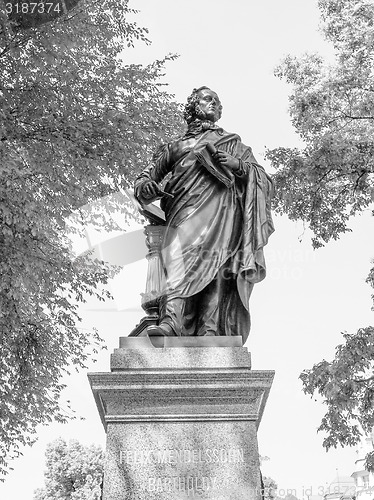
[300,326,374,470]
[267,0,374,249]
[262,476,278,500]
[267,0,374,470]
[0,0,184,477]
[33,438,103,500]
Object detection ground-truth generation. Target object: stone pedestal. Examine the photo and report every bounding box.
[88,337,274,500]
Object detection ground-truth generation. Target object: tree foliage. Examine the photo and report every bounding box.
[267,0,374,249]
[267,0,374,470]
[33,438,104,500]
[262,476,278,500]
[300,326,374,469]
[0,0,184,477]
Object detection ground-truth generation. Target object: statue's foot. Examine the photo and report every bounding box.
[147,323,175,336]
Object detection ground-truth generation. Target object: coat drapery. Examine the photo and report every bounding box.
[135,128,274,341]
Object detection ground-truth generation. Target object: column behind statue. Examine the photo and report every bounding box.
[89,86,275,500]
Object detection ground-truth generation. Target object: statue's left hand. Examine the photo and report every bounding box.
[214,151,240,171]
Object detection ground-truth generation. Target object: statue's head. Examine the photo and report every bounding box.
[184,86,222,124]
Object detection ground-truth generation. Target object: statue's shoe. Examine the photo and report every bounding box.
[147,323,175,336]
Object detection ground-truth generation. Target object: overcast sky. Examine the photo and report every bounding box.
[2,1,374,498]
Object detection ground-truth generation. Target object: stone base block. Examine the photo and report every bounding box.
[88,339,274,500]
[105,420,260,499]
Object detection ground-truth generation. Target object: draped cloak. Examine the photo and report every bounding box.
[135,128,274,341]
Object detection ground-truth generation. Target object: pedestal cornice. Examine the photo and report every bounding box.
[89,351,274,430]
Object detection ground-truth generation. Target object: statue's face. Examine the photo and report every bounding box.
[196,88,222,122]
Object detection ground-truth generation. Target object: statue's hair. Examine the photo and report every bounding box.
[183,86,222,123]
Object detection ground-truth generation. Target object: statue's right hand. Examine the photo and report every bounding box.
[142,181,161,200]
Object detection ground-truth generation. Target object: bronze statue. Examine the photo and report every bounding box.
[134,86,274,342]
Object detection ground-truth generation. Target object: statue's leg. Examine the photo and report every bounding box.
[157,295,197,336]
[195,276,219,336]
[194,267,251,338]
[221,274,251,339]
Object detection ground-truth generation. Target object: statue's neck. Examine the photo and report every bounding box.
[184,118,220,138]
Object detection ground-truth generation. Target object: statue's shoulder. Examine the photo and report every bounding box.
[152,142,172,165]
[166,135,193,159]
[215,130,242,144]
[152,132,188,162]
[169,134,187,150]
